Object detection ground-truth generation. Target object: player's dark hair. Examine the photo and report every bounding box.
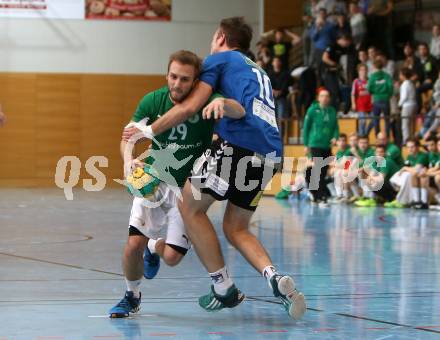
[400,67,413,79]
[418,42,429,50]
[373,56,384,70]
[406,138,419,147]
[339,133,347,139]
[426,136,437,143]
[167,50,202,78]
[219,17,253,52]
[359,135,369,141]
[375,144,386,151]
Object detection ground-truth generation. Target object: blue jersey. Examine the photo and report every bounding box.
[199,50,282,157]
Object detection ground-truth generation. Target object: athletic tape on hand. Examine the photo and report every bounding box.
[125,122,155,139]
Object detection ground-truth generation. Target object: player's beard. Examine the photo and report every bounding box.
[169,87,189,103]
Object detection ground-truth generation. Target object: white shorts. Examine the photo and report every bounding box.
[128,182,191,251]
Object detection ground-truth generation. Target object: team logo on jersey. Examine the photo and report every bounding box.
[117,127,193,208]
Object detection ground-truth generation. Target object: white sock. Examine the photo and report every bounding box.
[335,184,342,197]
[210,267,233,296]
[363,188,373,199]
[262,265,278,288]
[125,278,142,298]
[147,238,163,254]
[351,185,361,197]
[343,190,350,198]
[420,188,428,204]
[411,187,420,202]
[328,182,336,197]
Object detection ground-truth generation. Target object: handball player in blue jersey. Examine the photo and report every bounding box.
[123,17,306,319]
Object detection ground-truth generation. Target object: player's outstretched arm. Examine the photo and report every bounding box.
[150,81,213,136]
[202,98,245,120]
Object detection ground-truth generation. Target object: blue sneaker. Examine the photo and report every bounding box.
[143,247,160,279]
[109,291,141,318]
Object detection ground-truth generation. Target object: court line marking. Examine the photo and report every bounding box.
[0,252,123,277]
[89,314,156,318]
[1,291,439,305]
[0,249,438,280]
[0,235,93,247]
[247,296,440,334]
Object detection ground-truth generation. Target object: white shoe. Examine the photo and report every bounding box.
[270,275,306,320]
[318,200,329,208]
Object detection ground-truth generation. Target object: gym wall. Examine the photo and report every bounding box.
[0,0,261,188]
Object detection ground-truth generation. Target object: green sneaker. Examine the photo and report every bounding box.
[384,199,405,208]
[275,188,290,199]
[198,284,245,312]
[270,275,306,320]
[355,198,377,207]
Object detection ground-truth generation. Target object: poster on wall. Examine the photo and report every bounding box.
[0,0,85,19]
[85,0,171,21]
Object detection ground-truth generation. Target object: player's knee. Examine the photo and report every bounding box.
[162,248,184,266]
[223,223,246,245]
[125,237,145,257]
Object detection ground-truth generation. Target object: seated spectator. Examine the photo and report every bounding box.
[322,33,352,110]
[351,63,372,136]
[262,28,300,71]
[386,138,430,209]
[430,24,440,63]
[303,87,339,206]
[268,56,291,120]
[329,133,353,203]
[425,138,440,206]
[310,8,336,71]
[356,144,399,206]
[398,67,417,144]
[366,57,394,138]
[375,131,404,168]
[347,132,363,199]
[349,1,366,50]
[416,42,438,112]
[352,135,376,205]
[417,69,440,140]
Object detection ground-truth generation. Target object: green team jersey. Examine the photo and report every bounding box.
[335,147,352,160]
[303,101,339,149]
[428,152,439,168]
[336,148,353,160]
[357,147,375,166]
[386,143,404,169]
[372,157,400,181]
[132,86,221,187]
[405,152,429,167]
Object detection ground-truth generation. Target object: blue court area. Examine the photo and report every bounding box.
[0,188,439,339]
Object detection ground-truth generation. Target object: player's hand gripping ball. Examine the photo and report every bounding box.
[126,164,161,198]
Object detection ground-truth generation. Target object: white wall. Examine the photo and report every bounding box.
[0,0,262,74]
